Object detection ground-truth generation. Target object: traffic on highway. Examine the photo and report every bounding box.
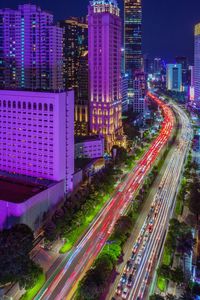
[111,94,193,300]
[34,93,176,300]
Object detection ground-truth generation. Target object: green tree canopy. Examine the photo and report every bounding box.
[0,224,42,289]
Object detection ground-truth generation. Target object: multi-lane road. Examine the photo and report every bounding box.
[34,93,176,300]
[110,96,193,300]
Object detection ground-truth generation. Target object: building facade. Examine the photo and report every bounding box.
[166,64,182,92]
[60,17,89,136]
[0,90,74,192]
[0,4,63,90]
[75,51,89,136]
[133,72,147,113]
[75,136,104,159]
[88,0,123,151]
[124,0,143,103]
[0,176,65,231]
[60,17,88,92]
[175,56,189,89]
[121,74,129,112]
[194,23,200,104]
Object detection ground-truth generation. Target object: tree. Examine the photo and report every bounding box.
[77,254,113,300]
[177,231,195,256]
[0,224,42,289]
[157,264,171,280]
[171,267,184,285]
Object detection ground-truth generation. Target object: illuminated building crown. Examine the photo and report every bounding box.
[91,0,118,6]
[90,0,119,16]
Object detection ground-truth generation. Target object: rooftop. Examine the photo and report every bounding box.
[75,135,104,144]
[0,171,57,203]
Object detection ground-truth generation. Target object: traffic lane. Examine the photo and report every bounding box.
[36,95,175,298]
[42,193,126,299]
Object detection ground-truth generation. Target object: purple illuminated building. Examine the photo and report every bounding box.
[0,90,74,192]
[88,0,123,151]
[0,4,63,90]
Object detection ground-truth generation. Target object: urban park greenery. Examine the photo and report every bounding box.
[0,224,43,294]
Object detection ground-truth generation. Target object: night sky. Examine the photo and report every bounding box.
[1,0,200,63]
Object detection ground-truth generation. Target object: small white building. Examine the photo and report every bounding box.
[75,135,104,159]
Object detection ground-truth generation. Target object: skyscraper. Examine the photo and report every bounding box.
[60,17,88,92]
[194,23,200,104]
[60,17,88,136]
[0,4,63,90]
[154,58,162,75]
[175,56,189,88]
[166,64,182,92]
[88,0,123,151]
[76,51,89,136]
[124,0,143,103]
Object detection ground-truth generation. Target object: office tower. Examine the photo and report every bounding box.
[88,0,123,151]
[60,17,88,136]
[133,72,147,113]
[0,4,63,90]
[124,0,143,103]
[75,51,89,136]
[143,55,154,75]
[175,56,189,88]
[154,58,162,74]
[0,90,74,192]
[194,23,200,104]
[166,64,182,92]
[60,17,88,92]
[189,66,195,101]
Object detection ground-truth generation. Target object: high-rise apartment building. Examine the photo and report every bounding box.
[124,0,143,103]
[60,17,88,91]
[75,51,89,136]
[0,4,63,90]
[88,0,123,151]
[166,64,182,92]
[154,58,162,74]
[175,56,189,88]
[0,90,74,192]
[60,17,88,136]
[194,23,200,104]
[133,72,147,113]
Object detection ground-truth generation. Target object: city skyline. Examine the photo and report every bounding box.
[1,0,200,62]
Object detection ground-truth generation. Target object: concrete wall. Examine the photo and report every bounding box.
[0,180,64,231]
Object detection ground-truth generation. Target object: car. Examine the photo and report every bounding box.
[132,266,137,276]
[132,242,139,253]
[115,284,122,295]
[125,260,132,272]
[148,219,154,232]
[136,253,142,265]
[131,252,135,260]
[120,273,127,284]
[122,287,129,299]
[127,274,133,287]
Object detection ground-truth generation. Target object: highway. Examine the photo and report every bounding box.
[34,94,175,300]
[111,95,192,300]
